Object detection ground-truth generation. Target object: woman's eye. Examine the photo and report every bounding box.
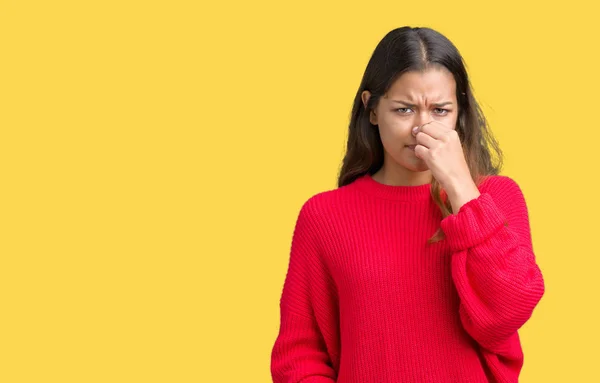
[396,107,449,115]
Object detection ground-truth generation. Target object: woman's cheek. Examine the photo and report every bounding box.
[390,121,411,136]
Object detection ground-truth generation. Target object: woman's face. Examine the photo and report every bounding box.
[362,67,459,173]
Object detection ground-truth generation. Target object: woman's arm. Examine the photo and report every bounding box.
[440,176,545,355]
[271,199,338,383]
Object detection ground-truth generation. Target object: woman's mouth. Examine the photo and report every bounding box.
[405,144,416,151]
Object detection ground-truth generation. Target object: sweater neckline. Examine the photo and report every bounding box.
[353,173,432,202]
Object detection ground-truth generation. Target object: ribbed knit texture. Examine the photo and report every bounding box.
[271,173,545,383]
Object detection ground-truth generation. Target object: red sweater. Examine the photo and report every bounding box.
[271,173,545,383]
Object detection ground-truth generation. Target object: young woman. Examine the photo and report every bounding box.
[270,26,545,383]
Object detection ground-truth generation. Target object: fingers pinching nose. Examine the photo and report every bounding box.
[413,121,435,136]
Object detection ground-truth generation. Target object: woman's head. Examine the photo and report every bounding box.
[361,66,459,176]
[338,26,503,243]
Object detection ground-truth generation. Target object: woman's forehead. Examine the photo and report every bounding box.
[386,69,456,100]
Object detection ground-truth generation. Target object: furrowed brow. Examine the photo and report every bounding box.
[392,100,453,107]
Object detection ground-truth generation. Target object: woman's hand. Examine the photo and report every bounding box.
[413,121,480,212]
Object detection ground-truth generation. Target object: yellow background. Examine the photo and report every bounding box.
[1,0,598,382]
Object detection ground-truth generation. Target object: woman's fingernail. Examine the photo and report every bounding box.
[412,126,419,135]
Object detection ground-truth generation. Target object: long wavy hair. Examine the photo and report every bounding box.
[338,26,503,244]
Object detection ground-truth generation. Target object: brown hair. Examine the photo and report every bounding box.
[338,26,503,244]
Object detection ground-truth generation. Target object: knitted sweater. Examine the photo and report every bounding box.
[270,173,545,383]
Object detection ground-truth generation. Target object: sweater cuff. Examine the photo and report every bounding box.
[440,192,507,252]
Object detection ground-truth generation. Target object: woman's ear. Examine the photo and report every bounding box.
[361,90,378,125]
[361,90,370,109]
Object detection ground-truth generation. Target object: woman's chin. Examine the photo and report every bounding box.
[400,152,428,170]
[401,158,429,172]
[413,164,430,172]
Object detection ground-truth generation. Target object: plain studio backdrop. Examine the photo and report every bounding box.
[1,1,598,382]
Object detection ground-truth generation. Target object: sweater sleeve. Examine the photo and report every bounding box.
[271,199,338,383]
[440,176,545,356]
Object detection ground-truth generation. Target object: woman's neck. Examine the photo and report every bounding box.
[372,166,433,187]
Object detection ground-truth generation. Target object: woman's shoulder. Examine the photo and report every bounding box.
[300,187,345,214]
[478,174,529,214]
[297,181,358,222]
[479,174,524,195]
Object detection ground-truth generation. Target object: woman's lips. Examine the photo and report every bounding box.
[406,144,416,150]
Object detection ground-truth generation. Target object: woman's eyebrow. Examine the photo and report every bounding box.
[392,100,453,107]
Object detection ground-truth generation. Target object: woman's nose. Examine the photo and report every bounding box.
[415,112,433,129]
